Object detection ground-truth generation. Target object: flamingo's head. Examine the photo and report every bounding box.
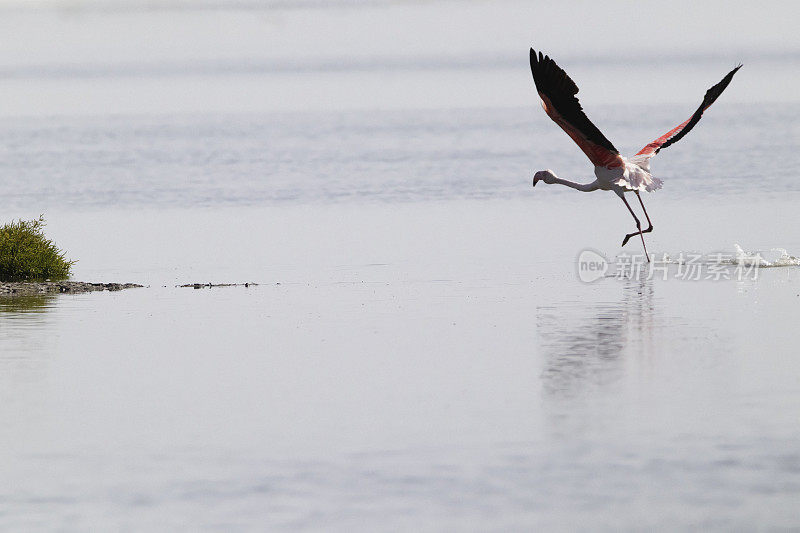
[533,169,556,187]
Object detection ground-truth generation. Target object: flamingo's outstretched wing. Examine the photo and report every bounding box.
[529,49,622,168]
[635,65,742,159]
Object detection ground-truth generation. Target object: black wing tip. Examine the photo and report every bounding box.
[720,63,743,85]
[529,48,549,65]
[529,48,552,91]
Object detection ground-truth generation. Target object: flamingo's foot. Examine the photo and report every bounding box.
[621,233,636,247]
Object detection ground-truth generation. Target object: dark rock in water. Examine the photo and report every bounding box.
[178,282,258,289]
[0,282,143,296]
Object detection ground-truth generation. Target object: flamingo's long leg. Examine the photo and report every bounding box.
[622,191,654,247]
[635,191,654,235]
[619,193,650,262]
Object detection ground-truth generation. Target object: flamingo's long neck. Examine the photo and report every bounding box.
[548,176,600,192]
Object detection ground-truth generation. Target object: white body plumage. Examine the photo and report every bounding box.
[595,157,663,193]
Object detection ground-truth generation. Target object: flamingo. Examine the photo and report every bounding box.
[529,48,741,261]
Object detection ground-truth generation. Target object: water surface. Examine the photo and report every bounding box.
[0,1,799,530]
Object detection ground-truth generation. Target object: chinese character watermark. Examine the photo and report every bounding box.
[576,249,763,283]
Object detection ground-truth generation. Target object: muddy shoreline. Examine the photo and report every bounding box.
[0,282,143,296]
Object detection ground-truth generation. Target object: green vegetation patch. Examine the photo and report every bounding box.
[0,216,74,281]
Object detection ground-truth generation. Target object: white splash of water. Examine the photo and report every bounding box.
[654,246,800,267]
[768,248,800,267]
[731,244,800,268]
